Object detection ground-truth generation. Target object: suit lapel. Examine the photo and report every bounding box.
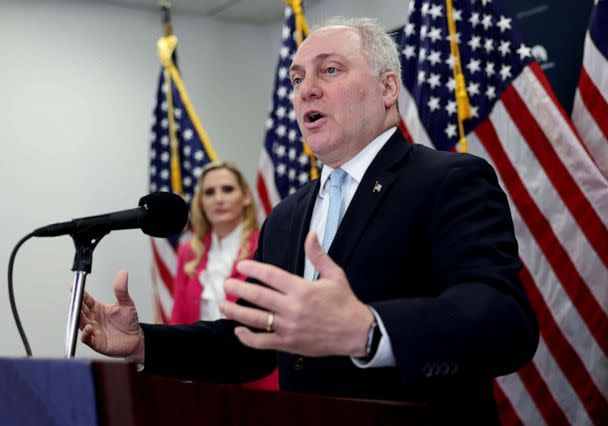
[327,131,412,270]
[288,179,320,276]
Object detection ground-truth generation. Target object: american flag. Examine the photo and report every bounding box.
[149,35,217,323]
[572,0,608,181]
[399,0,608,424]
[255,2,318,219]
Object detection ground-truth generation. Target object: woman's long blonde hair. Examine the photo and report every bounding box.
[184,161,257,275]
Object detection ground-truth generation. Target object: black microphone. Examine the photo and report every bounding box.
[32,192,188,238]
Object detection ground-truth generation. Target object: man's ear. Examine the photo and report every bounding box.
[381,71,400,109]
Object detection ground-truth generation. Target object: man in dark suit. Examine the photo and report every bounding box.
[80,17,538,423]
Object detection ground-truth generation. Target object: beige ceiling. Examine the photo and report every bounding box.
[103,0,319,24]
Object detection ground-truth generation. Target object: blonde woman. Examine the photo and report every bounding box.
[170,161,277,390]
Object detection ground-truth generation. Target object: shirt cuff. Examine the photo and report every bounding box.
[351,307,396,368]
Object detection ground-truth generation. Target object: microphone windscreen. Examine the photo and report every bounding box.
[138,192,189,237]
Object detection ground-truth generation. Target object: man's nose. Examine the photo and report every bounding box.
[298,76,322,100]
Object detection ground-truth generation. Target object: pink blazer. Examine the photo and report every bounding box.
[170,229,260,325]
[169,229,279,391]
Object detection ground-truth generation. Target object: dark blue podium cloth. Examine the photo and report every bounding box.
[0,358,97,426]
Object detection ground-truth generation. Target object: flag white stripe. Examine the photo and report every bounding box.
[152,237,178,275]
[496,372,546,426]
[582,32,608,105]
[513,67,608,219]
[468,131,608,400]
[469,134,602,425]
[572,89,608,180]
[488,102,608,317]
[151,261,173,318]
[257,148,282,215]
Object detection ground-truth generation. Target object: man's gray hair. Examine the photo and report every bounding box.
[312,16,401,76]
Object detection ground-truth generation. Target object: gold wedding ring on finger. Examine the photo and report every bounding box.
[265,311,275,332]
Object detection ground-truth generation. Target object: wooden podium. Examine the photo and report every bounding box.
[93,361,431,425]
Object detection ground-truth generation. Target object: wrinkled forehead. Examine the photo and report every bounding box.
[290,26,363,70]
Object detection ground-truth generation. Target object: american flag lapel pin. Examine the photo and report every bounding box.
[373,181,382,193]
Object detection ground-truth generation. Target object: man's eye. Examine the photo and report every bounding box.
[325,66,337,74]
[291,77,302,86]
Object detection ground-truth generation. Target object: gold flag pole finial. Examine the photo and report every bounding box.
[446,0,471,152]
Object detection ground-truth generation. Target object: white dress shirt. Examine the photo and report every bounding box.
[199,223,244,321]
[303,127,397,368]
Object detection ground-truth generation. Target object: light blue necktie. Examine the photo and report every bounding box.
[314,168,347,280]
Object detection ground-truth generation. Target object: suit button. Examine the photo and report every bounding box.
[293,356,304,371]
[423,363,433,377]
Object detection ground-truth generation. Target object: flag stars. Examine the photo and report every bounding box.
[193,167,202,178]
[517,43,532,60]
[447,77,456,92]
[445,123,457,138]
[485,85,496,99]
[428,73,441,89]
[428,50,442,66]
[266,118,274,129]
[446,100,457,115]
[161,135,169,146]
[484,38,494,53]
[173,108,182,119]
[275,124,287,137]
[288,148,297,160]
[282,25,290,40]
[161,118,168,129]
[298,154,308,166]
[288,168,296,181]
[499,40,511,56]
[428,27,442,43]
[445,54,455,69]
[470,12,480,27]
[150,149,157,160]
[402,45,416,59]
[496,15,512,32]
[421,2,431,16]
[418,70,426,84]
[468,36,482,51]
[183,128,193,140]
[194,150,205,161]
[183,145,192,156]
[276,106,287,119]
[277,86,288,98]
[470,105,479,118]
[452,8,462,21]
[481,14,493,30]
[466,59,481,74]
[160,170,169,181]
[278,67,288,80]
[280,46,289,59]
[430,4,443,19]
[500,64,512,80]
[418,47,427,62]
[276,163,286,176]
[150,165,157,176]
[161,152,170,163]
[404,22,416,36]
[288,129,298,142]
[288,109,297,122]
[467,81,480,96]
[298,172,309,184]
[275,145,286,157]
[485,61,496,77]
[445,32,461,43]
[427,96,440,112]
[161,101,168,112]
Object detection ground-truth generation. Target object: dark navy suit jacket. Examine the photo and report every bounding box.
[142,130,539,422]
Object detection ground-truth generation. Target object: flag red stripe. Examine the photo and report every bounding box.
[517,362,570,426]
[154,294,169,324]
[501,84,608,269]
[150,239,175,295]
[493,382,524,426]
[398,117,414,143]
[578,66,608,141]
[519,265,608,424]
[475,119,608,355]
[257,172,273,215]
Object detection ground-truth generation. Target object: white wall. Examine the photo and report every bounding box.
[0,0,410,359]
